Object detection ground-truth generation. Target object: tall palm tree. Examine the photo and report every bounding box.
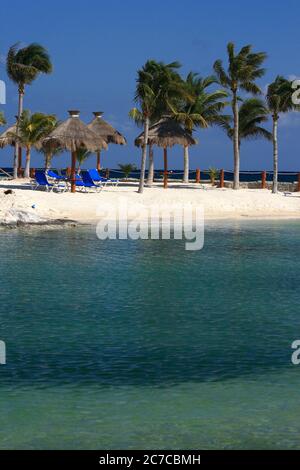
[130,60,185,193]
[266,76,297,194]
[171,73,229,183]
[9,110,56,177]
[129,106,155,186]
[222,98,272,147]
[6,43,52,178]
[214,43,267,189]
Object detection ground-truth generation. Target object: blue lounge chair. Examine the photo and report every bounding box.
[47,169,65,180]
[33,170,66,192]
[80,171,103,192]
[88,168,119,187]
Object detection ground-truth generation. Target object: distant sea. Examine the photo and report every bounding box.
[1,167,300,182]
[1,221,300,449]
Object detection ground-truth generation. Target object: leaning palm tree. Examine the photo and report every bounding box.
[6,43,52,178]
[222,98,272,148]
[9,110,57,177]
[130,60,185,193]
[214,43,267,189]
[266,77,297,194]
[171,73,229,183]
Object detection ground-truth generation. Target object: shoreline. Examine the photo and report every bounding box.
[1,180,300,225]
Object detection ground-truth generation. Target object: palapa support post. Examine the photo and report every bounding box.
[163,147,168,189]
[30,168,35,178]
[196,168,200,184]
[96,151,101,171]
[262,171,267,189]
[297,173,300,192]
[71,151,77,193]
[219,169,224,188]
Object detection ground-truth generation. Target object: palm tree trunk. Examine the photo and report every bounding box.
[232,91,240,189]
[138,116,150,194]
[147,144,154,186]
[13,87,24,179]
[272,117,279,194]
[183,145,189,183]
[44,152,51,170]
[71,151,77,193]
[24,146,31,178]
[96,151,101,171]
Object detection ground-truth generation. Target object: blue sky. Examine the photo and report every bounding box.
[0,0,300,171]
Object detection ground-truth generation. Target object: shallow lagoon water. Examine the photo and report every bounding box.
[1,220,300,449]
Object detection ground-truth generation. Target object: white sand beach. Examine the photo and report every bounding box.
[1,180,300,224]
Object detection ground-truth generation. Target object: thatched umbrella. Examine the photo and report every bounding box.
[42,110,107,193]
[0,122,18,148]
[87,112,126,171]
[135,117,197,188]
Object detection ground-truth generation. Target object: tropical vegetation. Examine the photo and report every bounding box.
[170,72,229,183]
[266,76,297,193]
[221,98,272,149]
[6,42,52,178]
[8,110,57,177]
[118,163,137,180]
[0,39,299,195]
[213,43,267,189]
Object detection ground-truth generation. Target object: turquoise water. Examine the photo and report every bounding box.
[1,221,300,449]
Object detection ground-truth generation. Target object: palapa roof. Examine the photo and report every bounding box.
[42,111,107,152]
[135,117,198,148]
[88,112,126,146]
[0,123,17,148]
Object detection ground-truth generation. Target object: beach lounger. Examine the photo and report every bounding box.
[33,170,67,192]
[80,171,103,192]
[88,168,119,186]
[47,170,65,181]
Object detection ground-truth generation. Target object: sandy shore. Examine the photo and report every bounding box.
[1,179,300,224]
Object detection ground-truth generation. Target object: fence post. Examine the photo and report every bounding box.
[261,171,267,189]
[196,168,200,183]
[219,169,224,188]
[297,173,300,192]
[30,168,35,178]
[106,169,110,179]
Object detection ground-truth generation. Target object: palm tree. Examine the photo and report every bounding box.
[6,43,52,178]
[0,111,6,126]
[130,60,185,193]
[118,163,137,180]
[38,145,64,170]
[9,110,56,177]
[129,107,155,186]
[266,76,297,194]
[214,43,267,189]
[171,73,228,183]
[222,98,272,147]
[76,148,92,173]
